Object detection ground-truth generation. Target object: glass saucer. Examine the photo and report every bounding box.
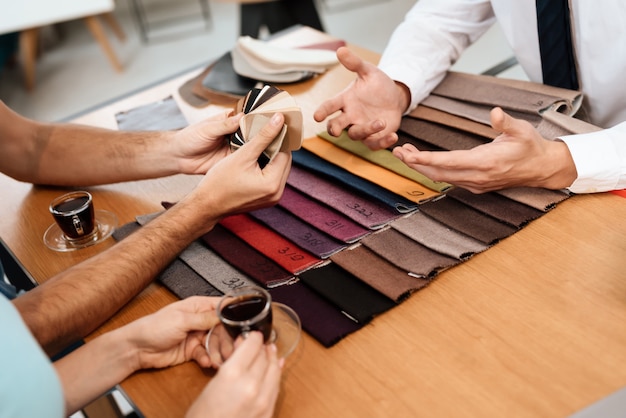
[205,302,301,364]
[44,209,118,252]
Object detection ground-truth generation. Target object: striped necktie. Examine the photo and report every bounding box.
[536,0,579,90]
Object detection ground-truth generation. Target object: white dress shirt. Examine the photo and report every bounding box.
[379,0,626,193]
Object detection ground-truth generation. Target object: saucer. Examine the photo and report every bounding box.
[205,302,301,362]
[44,209,118,252]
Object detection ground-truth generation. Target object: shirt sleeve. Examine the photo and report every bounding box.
[0,295,65,418]
[561,122,626,193]
[378,0,496,112]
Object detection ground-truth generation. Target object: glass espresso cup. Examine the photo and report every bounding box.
[217,285,275,343]
[49,191,98,243]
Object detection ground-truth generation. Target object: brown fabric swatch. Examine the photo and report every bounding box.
[330,244,430,302]
[390,211,488,260]
[407,105,499,140]
[446,187,544,228]
[360,228,460,278]
[496,187,571,212]
[418,197,517,245]
[399,117,490,151]
[394,131,445,152]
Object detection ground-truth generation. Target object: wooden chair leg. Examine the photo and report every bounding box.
[83,14,123,72]
[102,12,126,42]
[19,28,39,91]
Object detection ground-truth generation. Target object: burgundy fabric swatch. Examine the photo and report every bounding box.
[278,185,372,243]
[249,206,347,259]
[298,262,396,324]
[418,197,518,245]
[390,211,488,260]
[220,214,322,274]
[287,165,401,230]
[330,244,430,302]
[360,228,460,278]
[446,187,544,228]
[400,117,490,151]
[201,223,294,288]
[496,187,571,212]
[269,281,363,347]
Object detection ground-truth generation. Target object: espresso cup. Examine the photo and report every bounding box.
[217,285,274,343]
[49,191,97,242]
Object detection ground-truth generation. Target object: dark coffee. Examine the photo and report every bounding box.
[221,295,273,342]
[50,193,96,240]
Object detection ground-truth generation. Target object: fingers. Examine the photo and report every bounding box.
[490,107,535,139]
[336,46,370,76]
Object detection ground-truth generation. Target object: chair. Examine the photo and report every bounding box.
[0,0,125,91]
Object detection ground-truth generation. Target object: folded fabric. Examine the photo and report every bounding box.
[390,211,488,260]
[269,281,363,347]
[115,95,188,131]
[249,206,347,259]
[287,164,402,229]
[317,130,450,192]
[360,227,460,278]
[330,244,430,302]
[201,223,294,288]
[418,197,518,245]
[407,105,499,140]
[303,136,440,204]
[277,186,371,243]
[232,35,338,82]
[292,147,418,214]
[298,262,396,324]
[220,213,322,274]
[196,51,259,100]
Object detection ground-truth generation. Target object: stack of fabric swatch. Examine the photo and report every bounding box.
[114,71,597,348]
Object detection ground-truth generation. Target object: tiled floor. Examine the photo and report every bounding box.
[0,0,523,122]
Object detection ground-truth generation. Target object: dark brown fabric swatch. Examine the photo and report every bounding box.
[400,117,490,151]
[446,187,544,228]
[496,187,571,212]
[407,105,499,140]
[418,197,518,245]
[330,244,430,302]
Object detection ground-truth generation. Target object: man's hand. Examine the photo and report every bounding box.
[393,107,578,193]
[314,47,409,150]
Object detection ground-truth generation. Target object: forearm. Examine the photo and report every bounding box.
[13,197,219,356]
[55,327,137,414]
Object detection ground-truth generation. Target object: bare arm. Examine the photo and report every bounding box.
[0,101,235,186]
[13,112,291,356]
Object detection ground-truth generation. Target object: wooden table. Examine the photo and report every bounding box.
[2,42,626,418]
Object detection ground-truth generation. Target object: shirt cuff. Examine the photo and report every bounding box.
[561,128,623,193]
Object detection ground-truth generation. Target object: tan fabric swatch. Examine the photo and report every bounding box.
[360,227,460,278]
[302,136,441,203]
[330,244,430,302]
[496,187,571,212]
[390,211,488,260]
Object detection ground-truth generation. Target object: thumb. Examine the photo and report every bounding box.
[239,112,285,157]
[336,46,371,77]
[490,107,528,138]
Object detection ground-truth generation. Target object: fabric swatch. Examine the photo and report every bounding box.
[399,117,490,151]
[360,227,460,278]
[287,165,402,229]
[298,262,396,324]
[269,281,363,348]
[249,206,346,259]
[201,223,294,288]
[302,136,440,203]
[317,130,450,192]
[292,148,418,213]
[446,187,544,228]
[116,96,189,131]
[407,105,499,139]
[277,185,371,243]
[330,244,430,302]
[220,213,322,274]
[496,187,571,212]
[390,211,488,260]
[418,197,518,245]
